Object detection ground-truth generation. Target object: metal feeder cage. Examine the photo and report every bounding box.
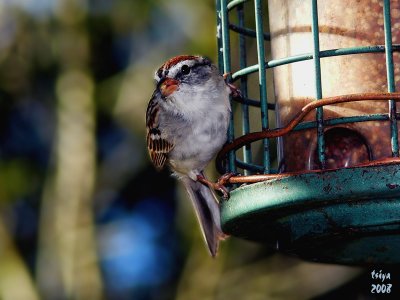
[216,0,400,265]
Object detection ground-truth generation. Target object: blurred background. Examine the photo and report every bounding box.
[0,0,397,299]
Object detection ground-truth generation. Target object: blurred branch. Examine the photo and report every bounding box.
[36,1,102,299]
[37,71,102,299]
[0,216,39,300]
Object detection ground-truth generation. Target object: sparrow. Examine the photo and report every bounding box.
[146,55,233,256]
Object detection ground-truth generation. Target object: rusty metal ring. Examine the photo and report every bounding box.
[216,92,400,180]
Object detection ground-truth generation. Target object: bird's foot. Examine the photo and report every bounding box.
[227,83,242,100]
[197,174,231,200]
[223,73,242,100]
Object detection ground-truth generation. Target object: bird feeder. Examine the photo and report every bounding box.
[216,0,400,265]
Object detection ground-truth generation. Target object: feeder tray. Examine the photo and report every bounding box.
[216,0,400,265]
[221,160,400,265]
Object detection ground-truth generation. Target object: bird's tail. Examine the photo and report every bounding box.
[181,177,226,257]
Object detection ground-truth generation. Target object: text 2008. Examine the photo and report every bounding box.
[371,284,392,294]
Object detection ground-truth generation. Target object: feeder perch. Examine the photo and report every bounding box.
[216,0,400,265]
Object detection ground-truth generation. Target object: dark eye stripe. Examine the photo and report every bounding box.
[157,59,212,82]
[157,68,163,78]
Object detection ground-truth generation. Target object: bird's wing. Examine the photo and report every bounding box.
[146,95,174,170]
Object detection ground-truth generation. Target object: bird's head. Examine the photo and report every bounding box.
[154,55,219,99]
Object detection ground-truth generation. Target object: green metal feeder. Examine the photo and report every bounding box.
[216,0,400,265]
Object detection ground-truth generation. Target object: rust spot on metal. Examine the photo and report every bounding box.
[386,183,399,189]
[323,184,332,193]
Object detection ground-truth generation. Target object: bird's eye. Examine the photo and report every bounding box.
[181,65,190,75]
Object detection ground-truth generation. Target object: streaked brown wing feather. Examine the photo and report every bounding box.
[146,96,174,170]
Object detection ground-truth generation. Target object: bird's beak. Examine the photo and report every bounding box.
[159,78,179,97]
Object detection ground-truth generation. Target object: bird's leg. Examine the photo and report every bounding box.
[196,174,230,200]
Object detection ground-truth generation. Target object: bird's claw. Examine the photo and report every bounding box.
[216,172,239,200]
[227,83,242,100]
[223,73,242,100]
[217,172,237,186]
[216,184,230,200]
[196,173,237,200]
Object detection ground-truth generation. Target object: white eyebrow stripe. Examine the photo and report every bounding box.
[154,58,200,82]
[165,60,197,79]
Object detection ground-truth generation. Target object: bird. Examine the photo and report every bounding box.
[146,55,235,256]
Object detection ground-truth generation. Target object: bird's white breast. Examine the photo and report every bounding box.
[167,95,230,177]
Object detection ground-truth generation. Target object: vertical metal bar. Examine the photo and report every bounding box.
[216,0,224,73]
[238,4,252,175]
[254,0,270,173]
[221,0,236,173]
[311,0,326,168]
[383,0,399,157]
